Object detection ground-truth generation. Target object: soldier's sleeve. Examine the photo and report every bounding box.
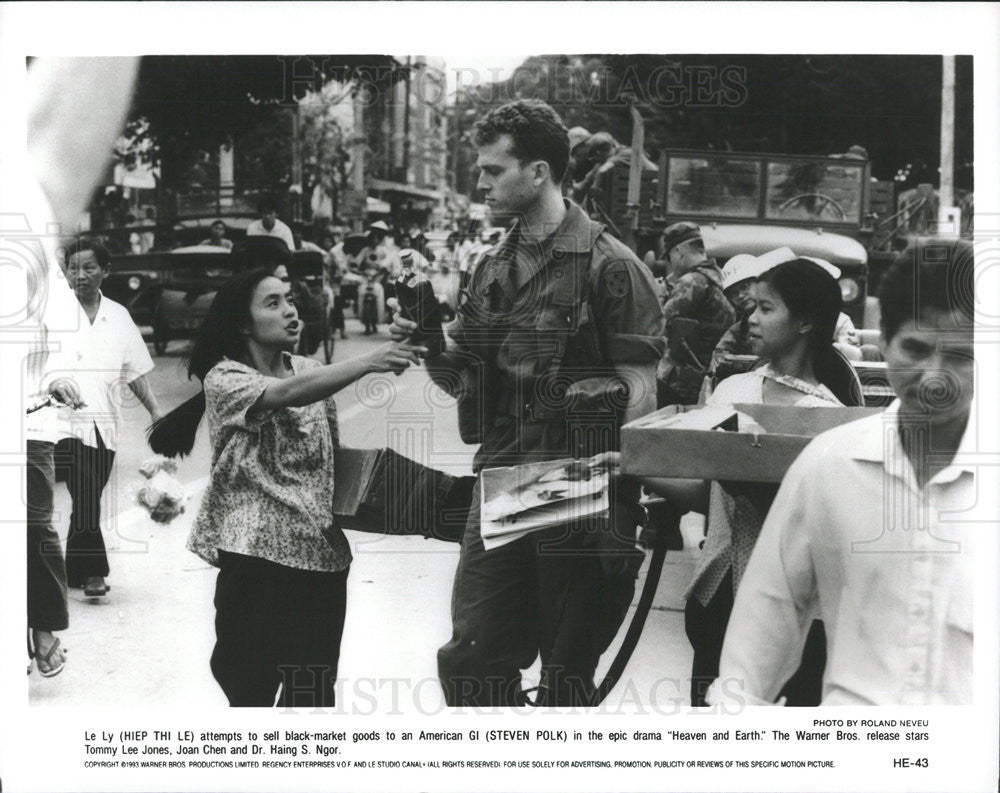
[661,271,708,327]
[591,256,666,363]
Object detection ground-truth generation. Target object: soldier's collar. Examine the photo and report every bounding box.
[504,199,603,257]
[547,199,604,254]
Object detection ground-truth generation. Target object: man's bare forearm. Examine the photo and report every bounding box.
[128,374,162,420]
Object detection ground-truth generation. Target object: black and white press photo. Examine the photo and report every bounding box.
[2,3,998,793]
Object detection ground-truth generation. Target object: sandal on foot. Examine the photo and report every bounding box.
[29,631,67,677]
[84,576,109,597]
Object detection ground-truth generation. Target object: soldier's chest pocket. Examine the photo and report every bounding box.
[534,303,600,365]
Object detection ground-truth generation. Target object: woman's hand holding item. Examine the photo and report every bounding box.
[364,341,427,375]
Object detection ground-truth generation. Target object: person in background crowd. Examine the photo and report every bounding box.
[365,221,400,322]
[291,223,326,255]
[438,232,461,273]
[656,221,736,406]
[246,196,294,251]
[318,231,337,253]
[50,238,162,598]
[366,220,390,265]
[148,269,424,707]
[405,223,436,266]
[708,238,975,706]
[562,126,591,195]
[709,253,763,373]
[391,98,664,707]
[200,220,233,250]
[571,131,657,204]
[457,231,476,270]
[321,232,347,340]
[360,268,381,335]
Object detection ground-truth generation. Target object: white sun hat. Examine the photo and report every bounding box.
[720,253,762,290]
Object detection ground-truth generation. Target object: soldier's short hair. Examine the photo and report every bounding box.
[473,99,570,183]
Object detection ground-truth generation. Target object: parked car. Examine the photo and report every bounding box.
[103,251,171,330]
[149,244,335,362]
[152,245,235,355]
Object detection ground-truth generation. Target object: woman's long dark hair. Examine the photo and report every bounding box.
[147,267,274,457]
[757,258,860,405]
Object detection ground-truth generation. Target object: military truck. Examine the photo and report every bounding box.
[584,145,896,328]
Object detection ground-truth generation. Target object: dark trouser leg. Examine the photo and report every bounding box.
[57,436,115,585]
[211,550,348,708]
[777,620,826,707]
[684,568,734,707]
[437,480,538,707]
[275,563,348,709]
[211,551,280,706]
[27,440,68,632]
[331,296,345,331]
[534,508,637,707]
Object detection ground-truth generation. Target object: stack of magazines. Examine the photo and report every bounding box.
[479,458,609,550]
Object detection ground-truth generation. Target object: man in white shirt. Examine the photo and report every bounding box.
[48,239,162,598]
[708,237,976,706]
[245,196,294,251]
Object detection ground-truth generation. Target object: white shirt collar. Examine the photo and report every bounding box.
[850,399,976,485]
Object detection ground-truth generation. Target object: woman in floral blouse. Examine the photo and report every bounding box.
[151,268,424,707]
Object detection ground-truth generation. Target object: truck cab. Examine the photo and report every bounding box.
[590,148,877,327]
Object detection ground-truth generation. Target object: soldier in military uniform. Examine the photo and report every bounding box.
[390,100,664,706]
[656,222,736,406]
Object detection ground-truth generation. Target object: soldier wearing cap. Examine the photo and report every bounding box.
[571,131,658,204]
[390,99,664,707]
[657,221,736,405]
[563,126,592,195]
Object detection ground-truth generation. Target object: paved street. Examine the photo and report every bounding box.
[29,317,699,711]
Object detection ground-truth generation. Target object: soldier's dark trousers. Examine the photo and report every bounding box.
[437,481,634,707]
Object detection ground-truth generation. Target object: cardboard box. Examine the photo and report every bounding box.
[331,448,473,542]
[621,403,881,482]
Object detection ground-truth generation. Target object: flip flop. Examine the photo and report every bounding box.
[28,631,67,678]
[37,637,66,677]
